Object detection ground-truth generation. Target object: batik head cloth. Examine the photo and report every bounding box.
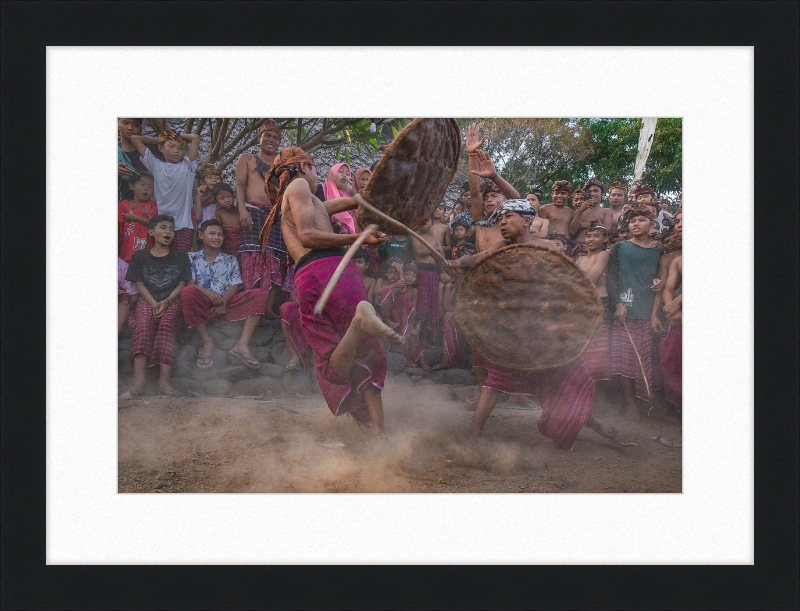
[158,130,183,143]
[480,180,501,199]
[608,181,628,194]
[199,164,222,178]
[587,220,608,235]
[622,202,655,222]
[583,178,606,194]
[259,147,315,258]
[451,218,471,233]
[551,179,573,194]
[526,187,544,201]
[260,119,281,138]
[630,184,656,199]
[473,199,537,227]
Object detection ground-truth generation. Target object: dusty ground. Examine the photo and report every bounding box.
[118,380,682,493]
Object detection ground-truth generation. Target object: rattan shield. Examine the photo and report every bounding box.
[456,244,603,371]
[357,118,461,234]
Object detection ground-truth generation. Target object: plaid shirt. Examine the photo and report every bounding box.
[188,251,242,296]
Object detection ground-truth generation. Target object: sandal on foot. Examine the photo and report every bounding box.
[196,352,213,368]
[465,396,478,406]
[283,362,299,374]
[230,350,260,369]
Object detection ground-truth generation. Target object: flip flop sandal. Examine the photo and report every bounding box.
[196,353,213,368]
[283,362,299,374]
[229,350,260,369]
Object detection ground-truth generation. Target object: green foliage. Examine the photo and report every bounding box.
[547,118,682,204]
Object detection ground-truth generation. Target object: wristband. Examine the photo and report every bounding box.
[490,172,498,180]
[468,152,478,156]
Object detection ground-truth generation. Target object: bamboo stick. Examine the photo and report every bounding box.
[313,225,378,315]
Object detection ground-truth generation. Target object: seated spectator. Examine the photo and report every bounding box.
[118,172,157,261]
[212,183,241,257]
[125,215,192,396]
[132,129,200,253]
[546,232,570,255]
[181,219,266,369]
[118,258,139,336]
[193,164,223,226]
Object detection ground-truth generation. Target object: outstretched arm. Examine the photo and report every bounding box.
[466,124,485,220]
[183,133,200,161]
[470,149,520,201]
[323,196,359,216]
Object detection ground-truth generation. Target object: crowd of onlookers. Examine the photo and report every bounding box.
[117,118,682,422]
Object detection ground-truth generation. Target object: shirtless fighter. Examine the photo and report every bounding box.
[537,180,574,236]
[449,200,617,449]
[260,147,401,435]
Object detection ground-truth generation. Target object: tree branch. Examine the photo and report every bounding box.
[219,133,260,170]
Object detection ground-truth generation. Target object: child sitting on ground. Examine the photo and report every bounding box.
[212,183,241,257]
[132,129,200,253]
[352,247,376,304]
[125,214,193,396]
[118,172,157,262]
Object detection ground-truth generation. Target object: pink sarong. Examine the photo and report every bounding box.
[294,256,386,425]
[180,285,266,328]
[379,287,422,365]
[415,266,440,336]
[440,306,465,369]
[280,301,310,369]
[240,251,272,293]
[129,299,183,369]
[660,325,682,405]
[483,358,595,451]
[221,226,241,257]
[584,326,612,381]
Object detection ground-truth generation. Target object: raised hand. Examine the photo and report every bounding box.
[469,150,497,178]
[466,123,485,155]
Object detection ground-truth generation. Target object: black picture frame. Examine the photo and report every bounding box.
[2,1,797,609]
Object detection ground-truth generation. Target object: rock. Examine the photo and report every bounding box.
[118,338,131,351]
[388,342,405,354]
[205,324,227,344]
[271,342,290,366]
[392,373,412,386]
[190,349,228,382]
[218,366,259,383]
[171,377,199,394]
[409,375,423,384]
[251,327,276,347]
[233,377,282,396]
[174,344,199,378]
[219,338,238,351]
[252,346,273,363]
[422,348,443,366]
[417,378,435,386]
[404,367,429,377]
[221,320,246,338]
[118,354,133,376]
[282,370,312,396]
[119,325,132,340]
[259,363,284,378]
[201,379,233,396]
[430,368,476,386]
[386,351,408,375]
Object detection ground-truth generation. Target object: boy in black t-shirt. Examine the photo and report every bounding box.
[125,214,192,396]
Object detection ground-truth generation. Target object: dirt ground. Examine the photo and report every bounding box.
[118,378,682,493]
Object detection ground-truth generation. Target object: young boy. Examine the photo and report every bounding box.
[546,232,570,255]
[193,164,223,225]
[607,181,627,237]
[118,118,147,203]
[353,248,377,304]
[125,215,193,396]
[118,258,139,336]
[118,172,157,261]
[412,217,448,343]
[132,129,200,253]
[576,221,612,387]
[606,203,666,420]
[374,257,406,303]
[449,219,471,259]
[181,219,266,369]
[212,183,241,257]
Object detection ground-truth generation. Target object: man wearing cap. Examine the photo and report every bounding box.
[568,178,613,244]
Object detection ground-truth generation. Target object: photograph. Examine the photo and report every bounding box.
[116,116,684,493]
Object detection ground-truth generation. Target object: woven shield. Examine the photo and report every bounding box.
[456,244,603,371]
[357,118,461,234]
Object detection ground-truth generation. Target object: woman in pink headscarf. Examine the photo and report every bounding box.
[322,163,356,234]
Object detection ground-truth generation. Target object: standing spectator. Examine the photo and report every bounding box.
[568,178,613,244]
[323,163,356,234]
[118,172,157,261]
[606,204,666,420]
[211,183,241,257]
[125,215,192,396]
[131,130,200,252]
[607,181,627,237]
[538,180,574,236]
[525,187,544,210]
[193,164,223,225]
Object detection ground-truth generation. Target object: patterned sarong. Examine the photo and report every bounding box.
[441,306,465,369]
[415,265,440,336]
[611,318,663,403]
[221,226,241,257]
[129,298,183,369]
[171,228,194,253]
[483,358,594,451]
[584,299,612,381]
[660,325,682,405]
[294,256,386,425]
[180,285,266,328]
[378,287,421,365]
[240,251,272,292]
[280,301,310,369]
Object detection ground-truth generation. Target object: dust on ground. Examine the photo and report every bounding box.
[118,382,682,493]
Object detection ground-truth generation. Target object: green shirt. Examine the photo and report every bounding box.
[606,240,664,320]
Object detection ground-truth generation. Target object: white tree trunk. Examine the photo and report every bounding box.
[632,118,658,186]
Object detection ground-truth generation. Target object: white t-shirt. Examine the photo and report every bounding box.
[141,148,197,231]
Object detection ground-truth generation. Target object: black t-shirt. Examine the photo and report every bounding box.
[125,249,192,302]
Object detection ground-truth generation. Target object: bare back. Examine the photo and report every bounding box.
[538,204,574,235]
[281,179,337,263]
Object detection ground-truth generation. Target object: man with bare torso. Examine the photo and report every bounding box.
[606,181,627,237]
[259,147,400,436]
[568,178,613,244]
[235,120,285,312]
[537,180,574,236]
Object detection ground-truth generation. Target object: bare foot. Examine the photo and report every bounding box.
[585,414,619,439]
[418,358,434,372]
[431,362,449,371]
[159,383,181,397]
[624,408,640,422]
[353,301,402,344]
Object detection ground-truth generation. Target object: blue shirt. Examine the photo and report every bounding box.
[188,251,242,296]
